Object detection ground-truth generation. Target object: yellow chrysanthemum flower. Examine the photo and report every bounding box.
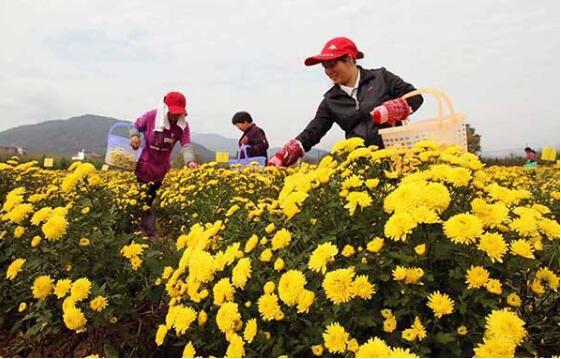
[70,277,91,302]
[173,305,197,335]
[271,228,292,251]
[213,278,235,305]
[443,213,483,245]
[344,191,373,216]
[257,293,284,321]
[323,322,349,354]
[477,232,508,263]
[274,257,285,271]
[485,278,502,295]
[323,267,355,304]
[6,258,25,280]
[473,336,516,358]
[355,337,392,358]
[366,237,385,253]
[311,344,324,356]
[426,291,454,318]
[182,341,196,358]
[296,289,315,313]
[263,281,276,294]
[384,212,418,242]
[216,302,241,334]
[225,333,245,358]
[155,324,167,346]
[63,306,87,332]
[31,207,53,226]
[510,239,535,259]
[243,318,257,343]
[278,270,307,306]
[484,308,527,346]
[538,218,560,240]
[506,293,522,307]
[331,137,365,153]
[465,266,490,289]
[259,248,273,262]
[232,258,252,289]
[471,198,509,228]
[54,279,72,298]
[41,215,68,241]
[308,242,338,274]
[244,234,259,253]
[31,275,53,300]
[120,241,148,259]
[187,249,215,283]
[3,203,34,224]
[351,275,375,299]
[383,316,397,333]
[89,296,108,312]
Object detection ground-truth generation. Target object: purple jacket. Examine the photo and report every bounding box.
[132,109,193,183]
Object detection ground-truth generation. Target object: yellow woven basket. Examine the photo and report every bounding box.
[378,88,467,150]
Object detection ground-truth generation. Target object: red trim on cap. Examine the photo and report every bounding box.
[304,37,363,67]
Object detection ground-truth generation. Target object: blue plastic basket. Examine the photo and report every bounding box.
[229,145,266,168]
[105,122,144,170]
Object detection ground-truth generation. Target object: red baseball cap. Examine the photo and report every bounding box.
[304,37,364,66]
[164,91,187,115]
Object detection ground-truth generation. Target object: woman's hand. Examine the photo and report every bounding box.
[371,98,411,125]
[130,135,141,150]
[187,161,200,169]
[268,139,304,167]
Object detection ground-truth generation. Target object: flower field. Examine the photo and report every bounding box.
[1,139,559,358]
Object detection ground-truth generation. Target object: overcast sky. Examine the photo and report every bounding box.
[0,0,559,154]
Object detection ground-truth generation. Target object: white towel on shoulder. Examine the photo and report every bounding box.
[154,101,186,132]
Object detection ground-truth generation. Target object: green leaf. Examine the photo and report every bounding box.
[434,332,456,345]
[104,343,119,358]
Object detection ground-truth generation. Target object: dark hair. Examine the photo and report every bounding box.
[524,147,536,153]
[339,55,357,64]
[232,111,253,125]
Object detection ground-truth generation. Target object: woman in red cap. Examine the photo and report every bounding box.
[269,37,424,167]
[129,91,199,237]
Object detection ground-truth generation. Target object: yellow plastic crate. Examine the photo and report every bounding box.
[43,158,54,168]
[215,152,230,163]
[541,147,557,161]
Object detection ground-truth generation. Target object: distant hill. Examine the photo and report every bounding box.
[0,114,330,164]
[0,114,118,156]
[191,133,240,154]
[0,115,221,163]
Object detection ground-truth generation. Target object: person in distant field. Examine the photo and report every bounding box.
[232,111,269,159]
[523,147,538,168]
[269,36,424,167]
[130,91,199,237]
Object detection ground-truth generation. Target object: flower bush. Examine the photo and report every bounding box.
[0,139,559,357]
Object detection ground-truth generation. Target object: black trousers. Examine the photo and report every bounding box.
[138,180,163,208]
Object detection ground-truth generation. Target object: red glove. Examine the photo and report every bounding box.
[371,98,411,125]
[268,139,304,167]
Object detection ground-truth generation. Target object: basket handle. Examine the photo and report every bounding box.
[108,121,134,136]
[401,88,457,124]
[238,145,249,160]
